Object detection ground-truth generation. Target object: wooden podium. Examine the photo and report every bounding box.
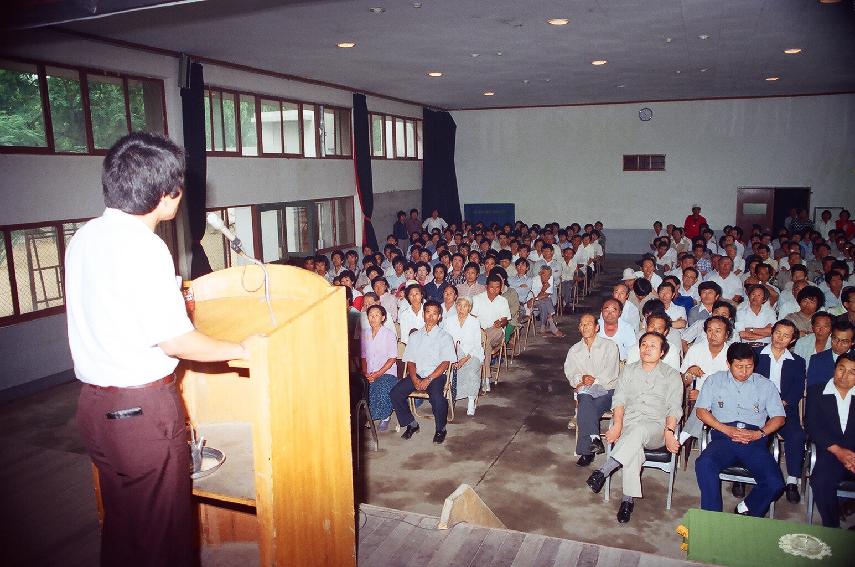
[181,264,355,566]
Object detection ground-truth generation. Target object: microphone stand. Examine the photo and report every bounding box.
[229,237,277,328]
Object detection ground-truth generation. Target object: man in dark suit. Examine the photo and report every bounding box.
[754,319,807,502]
[805,352,855,528]
[807,321,854,388]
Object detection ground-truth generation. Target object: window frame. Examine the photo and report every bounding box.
[368,112,422,161]
[318,104,352,159]
[623,154,666,172]
[204,87,241,156]
[0,56,168,156]
[314,196,356,253]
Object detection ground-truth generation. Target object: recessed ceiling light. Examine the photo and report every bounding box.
[765,76,780,81]
[427,72,443,77]
[698,34,710,40]
[369,7,385,13]
[496,52,503,56]
[543,78,551,83]
[471,53,480,57]
[592,60,608,66]
[675,70,682,74]
[700,68,709,72]
[337,42,356,48]
[616,84,626,88]
[483,91,495,96]
[818,0,841,4]
[522,79,530,84]
[412,2,422,7]
[665,37,673,43]
[547,18,570,26]
[784,48,803,54]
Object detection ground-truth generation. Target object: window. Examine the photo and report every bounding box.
[317,196,355,250]
[623,154,666,172]
[239,94,258,156]
[320,106,351,157]
[0,57,167,155]
[255,197,355,261]
[367,112,423,160]
[204,88,238,153]
[202,208,240,270]
[260,98,283,154]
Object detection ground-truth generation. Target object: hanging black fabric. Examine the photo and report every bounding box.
[352,94,379,251]
[422,109,462,225]
[181,61,212,278]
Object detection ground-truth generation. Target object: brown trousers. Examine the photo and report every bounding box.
[77,380,195,567]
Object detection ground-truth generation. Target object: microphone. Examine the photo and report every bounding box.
[206,212,242,252]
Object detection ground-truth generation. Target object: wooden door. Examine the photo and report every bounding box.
[736,188,775,236]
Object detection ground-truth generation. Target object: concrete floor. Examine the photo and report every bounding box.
[0,255,824,566]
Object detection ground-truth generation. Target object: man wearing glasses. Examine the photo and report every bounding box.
[807,321,855,388]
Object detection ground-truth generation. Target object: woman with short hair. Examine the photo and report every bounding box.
[442,296,484,415]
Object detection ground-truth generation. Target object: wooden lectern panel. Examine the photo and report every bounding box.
[180,264,355,567]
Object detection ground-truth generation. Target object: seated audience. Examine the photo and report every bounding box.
[626,312,681,371]
[457,261,486,298]
[807,321,855,388]
[735,285,776,345]
[837,286,855,325]
[613,283,640,331]
[442,296,485,415]
[794,311,833,368]
[564,313,621,467]
[585,332,682,524]
[390,301,456,444]
[440,284,459,319]
[398,283,426,347]
[704,256,744,303]
[695,342,785,517]
[657,282,687,329]
[530,266,564,337]
[784,284,824,336]
[472,274,512,350]
[598,298,637,361]
[360,305,398,431]
[805,352,855,528]
[424,263,450,303]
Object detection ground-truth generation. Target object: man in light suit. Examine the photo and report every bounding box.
[805,352,855,528]
[807,321,854,388]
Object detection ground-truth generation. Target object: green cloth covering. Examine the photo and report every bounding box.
[681,508,855,567]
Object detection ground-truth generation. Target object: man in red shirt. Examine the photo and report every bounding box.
[684,204,707,240]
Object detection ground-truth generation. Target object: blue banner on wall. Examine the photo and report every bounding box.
[463,203,516,227]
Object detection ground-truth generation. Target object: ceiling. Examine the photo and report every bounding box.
[27,0,855,109]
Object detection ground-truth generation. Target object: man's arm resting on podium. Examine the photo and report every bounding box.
[160,330,249,362]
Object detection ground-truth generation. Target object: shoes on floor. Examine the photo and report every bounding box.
[734,505,749,516]
[785,483,801,503]
[617,501,634,524]
[586,470,606,494]
[567,416,577,430]
[401,424,420,440]
[576,454,595,467]
[590,437,605,455]
[731,482,745,498]
[433,430,447,444]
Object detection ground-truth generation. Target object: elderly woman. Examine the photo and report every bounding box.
[360,305,398,431]
[442,296,485,415]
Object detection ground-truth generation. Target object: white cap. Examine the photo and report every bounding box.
[622,268,636,281]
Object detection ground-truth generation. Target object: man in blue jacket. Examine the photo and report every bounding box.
[807,321,854,388]
[805,352,855,528]
[754,320,807,502]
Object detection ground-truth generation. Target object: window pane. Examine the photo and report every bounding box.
[286,205,311,254]
[417,120,423,159]
[371,114,383,157]
[46,66,86,153]
[62,221,86,246]
[316,200,334,250]
[88,75,128,149]
[336,199,354,246]
[11,227,63,313]
[302,104,316,157]
[282,101,300,154]
[0,232,13,317]
[127,78,164,134]
[0,60,47,147]
[201,210,229,271]
[260,209,285,262]
[384,116,393,159]
[211,90,224,151]
[322,107,336,156]
[340,109,351,156]
[222,92,237,152]
[394,117,405,158]
[239,94,258,156]
[405,119,415,158]
[204,91,212,151]
[260,99,282,153]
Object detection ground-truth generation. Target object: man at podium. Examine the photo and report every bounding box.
[65,133,248,567]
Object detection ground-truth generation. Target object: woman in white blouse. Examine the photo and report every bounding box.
[397,283,425,346]
[442,296,484,415]
[441,284,459,320]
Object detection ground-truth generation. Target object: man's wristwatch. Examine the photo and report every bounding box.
[665,427,676,435]
[758,428,767,438]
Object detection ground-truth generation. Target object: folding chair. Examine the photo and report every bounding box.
[604,424,681,510]
[407,365,455,423]
[481,329,507,387]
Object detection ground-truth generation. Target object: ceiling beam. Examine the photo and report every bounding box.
[4,0,206,30]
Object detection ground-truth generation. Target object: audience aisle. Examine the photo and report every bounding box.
[359,254,817,559]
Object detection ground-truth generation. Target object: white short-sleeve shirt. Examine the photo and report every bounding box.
[471,292,512,330]
[65,209,194,387]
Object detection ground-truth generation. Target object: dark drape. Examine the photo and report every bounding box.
[421,109,462,225]
[181,62,211,278]
[352,94,378,251]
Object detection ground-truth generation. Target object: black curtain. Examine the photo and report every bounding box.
[352,94,378,251]
[422,109,462,225]
[181,62,212,278]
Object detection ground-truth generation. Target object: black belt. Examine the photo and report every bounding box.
[87,373,175,392]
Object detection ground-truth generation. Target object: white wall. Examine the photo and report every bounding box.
[0,30,422,393]
[453,95,855,252]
